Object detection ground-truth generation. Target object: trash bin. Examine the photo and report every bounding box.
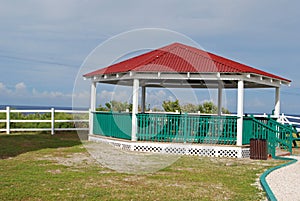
[250,139,268,160]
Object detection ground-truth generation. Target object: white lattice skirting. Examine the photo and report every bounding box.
[89,135,250,158]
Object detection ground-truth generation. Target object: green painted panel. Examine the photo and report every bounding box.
[93,112,132,140]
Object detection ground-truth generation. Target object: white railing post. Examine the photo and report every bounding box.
[51,108,55,135]
[6,106,10,134]
[89,108,93,135]
[274,87,280,117]
[90,81,97,135]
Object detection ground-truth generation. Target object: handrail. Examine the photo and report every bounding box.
[248,116,277,132]
[267,117,296,133]
[246,115,294,156]
[263,117,294,153]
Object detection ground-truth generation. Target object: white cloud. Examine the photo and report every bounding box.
[15,82,26,91]
[0,81,77,106]
[0,82,12,94]
[0,82,7,91]
[99,88,132,103]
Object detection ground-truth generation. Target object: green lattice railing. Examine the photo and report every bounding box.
[137,113,238,145]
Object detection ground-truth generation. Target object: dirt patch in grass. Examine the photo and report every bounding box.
[47,169,63,174]
[84,141,180,174]
[38,152,96,167]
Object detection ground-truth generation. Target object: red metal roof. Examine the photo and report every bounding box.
[84,42,290,82]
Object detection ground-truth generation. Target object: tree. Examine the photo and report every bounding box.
[222,107,231,114]
[96,104,110,111]
[152,107,163,112]
[95,100,231,114]
[173,101,231,114]
[162,99,181,112]
[105,102,112,110]
[96,100,132,112]
[199,101,218,114]
[181,103,199,113]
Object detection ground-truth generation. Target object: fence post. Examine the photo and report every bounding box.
[51,108,55,135]
[6,106,10,134]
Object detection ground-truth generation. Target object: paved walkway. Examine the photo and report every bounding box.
[266,155,300,201]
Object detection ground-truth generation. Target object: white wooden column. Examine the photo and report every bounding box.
[236,80,244,146]
[217,83,222,116]
[141,86,146,113]
[274,87,280,117]
[131,79,139,141]
[89,81,97,135]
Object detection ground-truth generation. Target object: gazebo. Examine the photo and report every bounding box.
[83,42,294,158]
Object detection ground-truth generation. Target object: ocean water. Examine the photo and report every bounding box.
[0,105,88,110]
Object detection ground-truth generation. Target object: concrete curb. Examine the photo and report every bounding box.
[260,156,298,201]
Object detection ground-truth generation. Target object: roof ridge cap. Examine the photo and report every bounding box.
[132,44,180,71]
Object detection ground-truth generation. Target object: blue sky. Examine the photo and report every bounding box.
[0,1,300,114]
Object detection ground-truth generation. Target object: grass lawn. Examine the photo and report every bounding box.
[0,132,286,201]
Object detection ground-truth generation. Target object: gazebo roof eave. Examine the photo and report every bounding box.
[85,71,290,88]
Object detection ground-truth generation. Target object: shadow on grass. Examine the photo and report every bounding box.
[0,132,85,159]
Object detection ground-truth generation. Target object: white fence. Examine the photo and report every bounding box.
[278,114,300,132]
[0,106,89,134]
